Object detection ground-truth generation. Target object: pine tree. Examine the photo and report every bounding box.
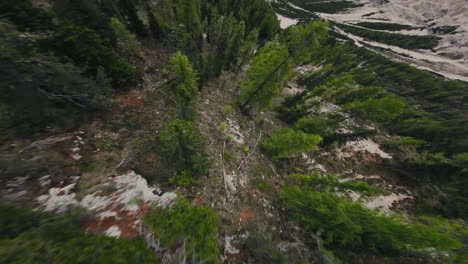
[148,12,162,38]
[235,28,258,76]
[206,11,246,77]
[239,41,292,111]
[167,52,199,119]
[224,20,245,70]
[284,20,329,64]
[174,0,203,53]
[261,128,322,159]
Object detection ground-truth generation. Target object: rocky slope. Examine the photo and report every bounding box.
[272,0,468,81]
[1,0,467,263]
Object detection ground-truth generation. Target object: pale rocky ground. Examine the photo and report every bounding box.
[274,0,468,81]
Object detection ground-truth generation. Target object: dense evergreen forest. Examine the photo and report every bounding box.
[0,0,467,263]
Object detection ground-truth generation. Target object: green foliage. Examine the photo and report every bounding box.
[209,0,279,39]
[337,23,440,50]
[117,0,149,37]
[234,28,259,75]
[0,23,109,134]
[159,119,209,185]
[346,94,406,124]
[0,0,53,31]
[148,12,163,38]
[174,0,203,53]
[272,0,361,16]
[450,153,468,173]
[416,215,468,238]
[80,160,96,172]
[384,137,426,148]
[239,20,329,111]
[410,151,451,168]
[243,145,250,153]
[415,216,468,262]
[53,0,115,40]
[240,41,292,110]
[218,122,227,133]
[303,73,357,103]
[243,225,287,263]
[109,17,141,54]
[341,85,382,104]
[167,52,199,118]
[175,0,202,35]
[224,105,233,115]
[356,22,418,31]
[261,128,322,159]
[289,173,382,196]
[0,205,157,263]
[45,21,142,88]
[294,116,329,136]
[205,11,246,77]
[284,20,329,64]
[298,41,468,156]
[0,204,37,239]
[280,175,461,254]
[170,170,197,187]
[255,181,271,192]
[144,198,220,263]
[432,26,459,34]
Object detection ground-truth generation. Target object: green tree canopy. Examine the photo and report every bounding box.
[167,52,199,119]
[144,198,220,263]
[261,128,322,158]
[284,20,329,64]
[239,41,292,110]
[159,119,209,185]
[281,174,461,253]
[168,52,199,103]
[346,94,406,124]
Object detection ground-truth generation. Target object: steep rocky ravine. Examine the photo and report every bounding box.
[1,0,467,263]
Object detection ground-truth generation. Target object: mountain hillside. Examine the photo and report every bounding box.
[1,0,467,263]
[270,0,468,81]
